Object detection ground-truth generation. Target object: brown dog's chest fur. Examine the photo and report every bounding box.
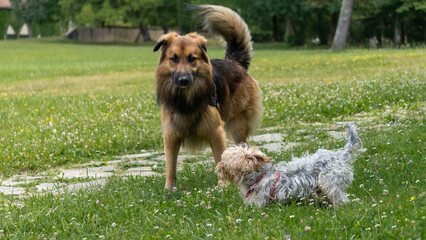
[158,58,254,139]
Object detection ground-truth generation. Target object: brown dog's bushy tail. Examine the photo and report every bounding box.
[188,4,253,70]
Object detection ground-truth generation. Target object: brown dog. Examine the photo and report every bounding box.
[153,5,262,190]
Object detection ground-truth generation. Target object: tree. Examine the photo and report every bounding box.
[239,0,313,44]
[305,0,342,45]
[331,0,354,50]
[11,0,46,38]
[97,1,122,27]
[120,0,160,42]
[396,0,426,43]
[0,9,10,40]
[9,9,23,38]
[75,4,95,27]
[58,0,84,27]
[158,0,177,33]
[38,0,61,36]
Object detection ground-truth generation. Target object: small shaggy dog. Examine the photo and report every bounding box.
[216,123,364,208]
[153,5,261,190]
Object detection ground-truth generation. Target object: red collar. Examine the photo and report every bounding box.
[269,172,281,203]
[246,173,265,197]
[246,172,281,204]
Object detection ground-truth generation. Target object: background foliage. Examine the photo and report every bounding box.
[0,10,10,39]
[2,0,425,45]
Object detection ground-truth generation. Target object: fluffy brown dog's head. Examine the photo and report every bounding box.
[153,32,210,88]
[154,32,214,114]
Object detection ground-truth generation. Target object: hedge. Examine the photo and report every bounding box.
[0,10,10,40]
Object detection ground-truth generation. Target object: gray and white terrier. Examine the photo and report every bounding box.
[216,123,364,208]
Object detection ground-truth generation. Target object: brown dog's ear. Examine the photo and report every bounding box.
[153,32,179,52]
[200,44,207,53]
[186,32,208,56]
[153,40,167,52]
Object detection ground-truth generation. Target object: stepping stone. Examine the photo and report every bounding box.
[67,179,107,191]
[1,181,23,186]
[259,142,300,153]
[1,175,50,187]
[250,133,283,143]
[327,131,346,139]
[116,152,158,159]
[41,179,107,195]
[57,165,116,179]
[284,142,300,150]
[259,143,282,152]
[36,182,65,192]
[126,160,158,166]
[124,167,157,177]
[0,186,25,195]
[262,126,285,132]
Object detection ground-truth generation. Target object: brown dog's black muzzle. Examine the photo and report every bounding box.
[172,71,194,88]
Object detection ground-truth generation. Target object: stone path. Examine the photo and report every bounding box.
[0,123,353,197]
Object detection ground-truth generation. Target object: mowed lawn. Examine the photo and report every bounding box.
[0,39,424,239]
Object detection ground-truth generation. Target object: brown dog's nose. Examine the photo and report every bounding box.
[178,76,190,86]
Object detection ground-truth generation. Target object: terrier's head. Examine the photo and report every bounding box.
[215,144,272,183]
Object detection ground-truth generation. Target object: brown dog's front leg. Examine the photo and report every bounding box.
[163,132,181,190]
[207,125,228,188]
[208,125,226,164]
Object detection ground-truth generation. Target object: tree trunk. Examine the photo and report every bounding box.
[134,25,151,43]
[285,18,295,37]
[394,15,402,47]
[272,15,282,42]
[331,0,354,51]
[284,17,296,44]
[401,22,406,43]
[141,25,151,41]
[28,21,33,38]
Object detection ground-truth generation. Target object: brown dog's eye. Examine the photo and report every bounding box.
[170,55,178,64]
[188,55,196,63]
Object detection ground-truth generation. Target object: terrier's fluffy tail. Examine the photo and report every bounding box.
[344,123,365,162]
[188,4,253,70]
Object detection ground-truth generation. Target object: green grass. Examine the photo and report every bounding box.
[0,39,424,239]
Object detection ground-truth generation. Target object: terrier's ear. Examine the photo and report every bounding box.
[252,153,272,163]
[245,147,272,163]
[215,162,226,179]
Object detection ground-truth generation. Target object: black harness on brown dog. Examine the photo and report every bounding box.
[209,81,218,108]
